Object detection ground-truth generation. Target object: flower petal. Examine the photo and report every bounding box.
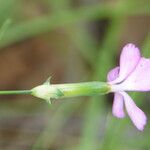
[120,92,147,131]
[120,58,150,91]
[112,92,125,118]
[107,67,119,82]
[110,43,141,84]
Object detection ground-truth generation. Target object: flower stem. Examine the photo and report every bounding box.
[0,90,32,95]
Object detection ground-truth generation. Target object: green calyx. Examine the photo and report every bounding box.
[31,77,111,104]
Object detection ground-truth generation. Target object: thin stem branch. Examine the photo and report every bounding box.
[0,90,31,95]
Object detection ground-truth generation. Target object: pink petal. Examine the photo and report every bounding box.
[120,92,147,131]
[107,67,119,82]
[120,58,150,91]
[112,93,125,118]
[110,43,141,84]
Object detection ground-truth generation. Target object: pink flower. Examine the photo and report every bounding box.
[107,43,149,131]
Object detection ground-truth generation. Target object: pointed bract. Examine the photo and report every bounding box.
[46,99,52,105]
[44,77,51,85]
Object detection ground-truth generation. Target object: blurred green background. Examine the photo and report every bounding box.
[0,0,149,149]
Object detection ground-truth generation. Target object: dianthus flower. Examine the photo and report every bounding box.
[107,43,149,131]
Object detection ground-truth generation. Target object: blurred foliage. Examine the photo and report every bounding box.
[0,0,149,150]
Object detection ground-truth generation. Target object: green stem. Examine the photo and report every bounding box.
[0,90,31,95]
